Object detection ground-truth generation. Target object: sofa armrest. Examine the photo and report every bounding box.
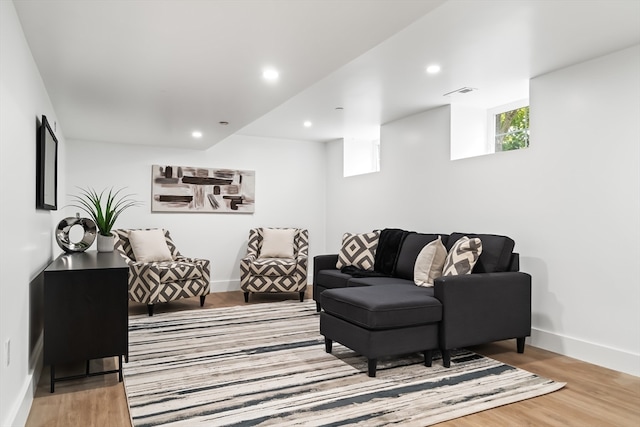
[313,254,339,278]
[434,272,531,350]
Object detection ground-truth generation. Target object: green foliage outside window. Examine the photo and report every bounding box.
[495,106,529,152]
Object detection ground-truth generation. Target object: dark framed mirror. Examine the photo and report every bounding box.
[36,115,58,210]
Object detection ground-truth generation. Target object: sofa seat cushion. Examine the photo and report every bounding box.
[447,233,515,273]
[347,276,419,288]
[315,269,354,290]
[154,261,203,283]
[250,257,296,276]
[321,285,442,330]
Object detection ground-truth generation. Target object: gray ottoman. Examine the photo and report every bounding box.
[320,285,442,377]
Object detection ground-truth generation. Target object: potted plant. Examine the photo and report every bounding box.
[71,187,141,252]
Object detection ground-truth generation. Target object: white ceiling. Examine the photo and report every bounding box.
[13,0,640,150]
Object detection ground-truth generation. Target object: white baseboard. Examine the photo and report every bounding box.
[4,335,43,427]
[209,279,241,293]
[530,327,640,377]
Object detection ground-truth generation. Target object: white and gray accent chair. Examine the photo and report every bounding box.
[114,229,210,316]
[240,228,308,302]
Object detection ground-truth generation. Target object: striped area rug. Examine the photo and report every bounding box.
[124,300,564,426]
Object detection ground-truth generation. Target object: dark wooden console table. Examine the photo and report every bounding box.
[43,251,128,392]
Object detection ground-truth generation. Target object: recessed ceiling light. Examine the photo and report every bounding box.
[262,69,279,81]
[303,121,312,127]
[192,131,203,138]
[426,64,441,74]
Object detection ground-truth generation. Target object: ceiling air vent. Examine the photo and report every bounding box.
[443,87,477,96]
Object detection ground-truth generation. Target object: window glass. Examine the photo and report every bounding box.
[343,129,380,177]
[495,105,529,152]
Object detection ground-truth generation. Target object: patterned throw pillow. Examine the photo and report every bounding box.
[336,231,380,271]
[442,236,483,276]
[414,236,447,287]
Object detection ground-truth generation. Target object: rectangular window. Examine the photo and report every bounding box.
[494,104,529,152]
[343,127,380,177]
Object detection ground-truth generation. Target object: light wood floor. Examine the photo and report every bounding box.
[26,290,640,427]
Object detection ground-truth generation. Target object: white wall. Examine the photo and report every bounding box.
[450,104,489,160]
[64,135,326,291]
[325,45,640,376]
[0,2,66,426]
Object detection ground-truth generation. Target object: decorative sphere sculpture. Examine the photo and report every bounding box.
[55,213,97,253]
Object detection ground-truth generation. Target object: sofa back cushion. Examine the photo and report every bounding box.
[395,233,447,280]
[446,232,515,273]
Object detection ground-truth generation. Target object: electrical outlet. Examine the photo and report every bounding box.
[4,339,9,367]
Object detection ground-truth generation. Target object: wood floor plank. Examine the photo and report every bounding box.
[25,290,640,427]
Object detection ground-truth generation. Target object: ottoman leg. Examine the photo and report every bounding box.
[324,337,333,353]
[367,359,377,377]
[442,350,451,368]
[424,350,433,367]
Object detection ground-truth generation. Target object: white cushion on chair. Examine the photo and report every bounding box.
[129,229,173,262]
[260,228,295,258]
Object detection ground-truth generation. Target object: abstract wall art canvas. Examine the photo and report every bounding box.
[151,165,255,213]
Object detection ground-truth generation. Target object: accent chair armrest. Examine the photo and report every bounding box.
[241,254,256,263]
[434,271,532,351]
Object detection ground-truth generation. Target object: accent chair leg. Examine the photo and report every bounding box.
[442,350,451,368]
[324,337,332,353]
[200,295,206,307]
[367,359,377,377]
[147,304,154,317]
[517,337,526,353]
[316,302,321,312]
[424,350,433,367]
[243,292,249,303]
[299,291,305,302]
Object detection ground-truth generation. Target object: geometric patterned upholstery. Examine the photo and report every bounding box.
[114,229,211,316]
[240,228,308,301]
[442,236,483,276]
[336,231,380,270]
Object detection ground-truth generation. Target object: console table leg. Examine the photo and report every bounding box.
[50,365,55,393]
[118,355,123,382]
[86,360,90,375]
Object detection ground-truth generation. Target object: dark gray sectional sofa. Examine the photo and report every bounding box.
[314,230,532,375]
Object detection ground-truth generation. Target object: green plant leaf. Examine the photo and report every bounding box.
[70,187,141,235]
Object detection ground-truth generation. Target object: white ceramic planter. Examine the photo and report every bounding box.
[97,233,115,252]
